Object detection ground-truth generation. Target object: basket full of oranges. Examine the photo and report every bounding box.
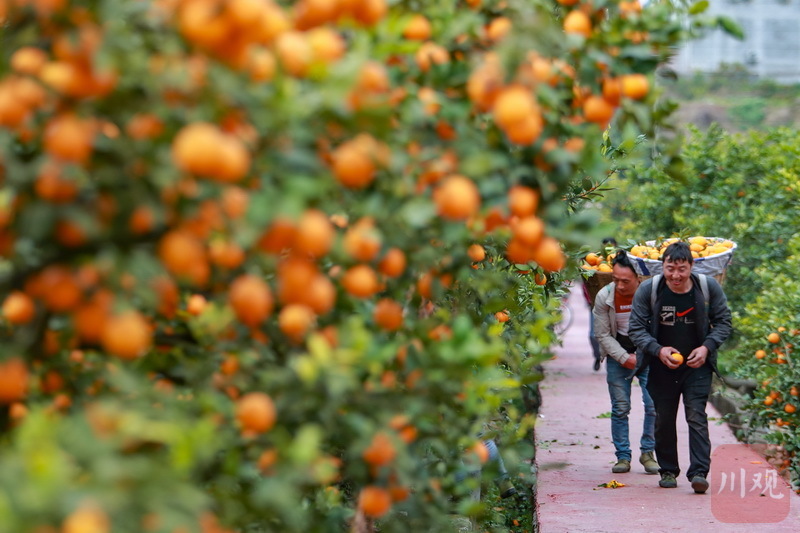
[581,250,616,306]
[581,236,737,306]
[626,236,736,282]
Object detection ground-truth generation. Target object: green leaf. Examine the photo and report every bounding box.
[689,0,710,15]
[717,16,745,40]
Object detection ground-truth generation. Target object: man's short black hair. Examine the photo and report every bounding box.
[611,249,636,275]
[663,241,693,264]
[602,237,617,246]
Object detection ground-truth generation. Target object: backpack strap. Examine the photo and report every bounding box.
[698,273,710,312]
[650,274,661,311]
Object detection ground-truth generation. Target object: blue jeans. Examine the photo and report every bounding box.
[606,358,656,461]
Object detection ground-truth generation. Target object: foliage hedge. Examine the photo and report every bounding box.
[0,0,728,531]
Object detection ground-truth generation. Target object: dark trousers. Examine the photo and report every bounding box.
[646,364,712,480]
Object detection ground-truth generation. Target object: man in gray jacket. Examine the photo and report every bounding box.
[628,242,732,493]
[593,251,658,475]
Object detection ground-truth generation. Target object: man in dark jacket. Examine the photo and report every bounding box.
[628,241,732,494]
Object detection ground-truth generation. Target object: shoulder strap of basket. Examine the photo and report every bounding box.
[698,273,709,312]
[650,273,710,313]
[650,274,661,311]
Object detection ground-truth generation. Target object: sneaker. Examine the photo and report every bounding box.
[639,452,659,474]
[498,479,517,499]
[691,474,709,494]
[611,459,631,473]
[659,472,677,488]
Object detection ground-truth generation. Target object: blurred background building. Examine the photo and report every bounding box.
[671,0,800,82]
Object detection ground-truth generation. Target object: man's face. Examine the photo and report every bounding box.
[663,258,692,292]
[612,264,639,297]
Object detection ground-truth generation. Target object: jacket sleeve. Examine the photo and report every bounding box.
[628,279,661,358]
[592,285,631,364]
[702,277,733,352]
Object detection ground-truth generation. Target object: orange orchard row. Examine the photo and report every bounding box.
[0,0,662,526]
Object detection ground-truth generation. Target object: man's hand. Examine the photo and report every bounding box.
[622,354,637,370]
[659,346,682,369]
[686,345,709,368]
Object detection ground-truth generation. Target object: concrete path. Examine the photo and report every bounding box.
[535,286,800,532]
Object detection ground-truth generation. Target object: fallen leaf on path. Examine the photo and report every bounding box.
[597,479,626,488]
[750,461,762,464]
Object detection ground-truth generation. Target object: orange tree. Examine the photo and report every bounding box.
[0,0,727,531]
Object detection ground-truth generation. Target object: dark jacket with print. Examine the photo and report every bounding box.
[627,273,732,377]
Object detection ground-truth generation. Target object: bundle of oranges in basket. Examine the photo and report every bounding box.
[628,236,735,261]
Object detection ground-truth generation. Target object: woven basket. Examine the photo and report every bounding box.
[583,271,613,307]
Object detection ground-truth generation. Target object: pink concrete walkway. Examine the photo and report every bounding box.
[535,286,800,532]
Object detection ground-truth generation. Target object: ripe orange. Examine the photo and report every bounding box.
[374,298,404,331]
[513,216,544,247]
[671,352,684,365]
[0,357,29,404]
[277,255,319,304]
[307,26,346,63]
[126,113,164,140]
[495,310,510,323]
[467,244,486,262]
[275,31,312,77]
[493,85,536,129]
[768,332,781,344]
[358,486,392,518]
[433,175,481,220]
[505,113,543,146]
[378,248,407,278]
[563,10,591,38]
[362,431,397,466]
[534,272,548,285]
[486,16,512,42]
[583,94,615,126]
[342,265,380,298]
[344,218,382,261]
[602,77,623,106]
[11,46,48,76]
[585,253,601,266]
[620,73,649,100]
[784,404,797,414]
[73,290,113,344]
[278,304,316,341]
[43,114,95,164]
[295,209,335,258]
[531,236,566,272]
[229,274,274,326]
[470,441,490,463]
[2,291,36,324]
[209,239,246,269]
[414,41,449,72]
[403,14,432,41]
[187,294,207,316]
[301,274,336,315]
[100,311,153,360]
[332,140,376,188]
[235,392,277,434]
[508,185,539,217]
[62,502,110,533]
[158,230,208,283]
[257,217,297,254]
[755,349,766,359]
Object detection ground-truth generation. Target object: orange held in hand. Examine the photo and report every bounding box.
[670,352,683,365]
